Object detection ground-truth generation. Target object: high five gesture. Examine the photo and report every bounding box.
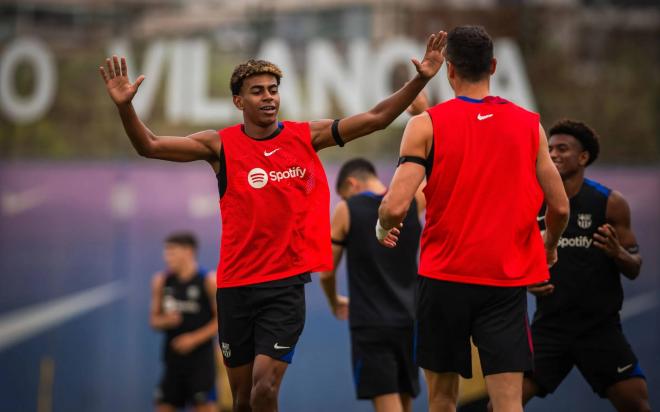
[99,56,145,106]
[98,55,218,164]
[412,31,447,80]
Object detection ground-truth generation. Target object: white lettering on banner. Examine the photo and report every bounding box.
[0,37,56,123]
[188,39,239,124]
[259,39,303,119]
[107,39,168,119]
[490,38,536,110]
[307,39,368,119]
[371,38,422,126]
[2,36,536,124]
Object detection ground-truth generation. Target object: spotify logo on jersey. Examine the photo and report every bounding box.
[248,168,268,189]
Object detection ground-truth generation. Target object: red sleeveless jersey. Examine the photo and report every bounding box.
[216,121,332,287]
[420,96,549,287]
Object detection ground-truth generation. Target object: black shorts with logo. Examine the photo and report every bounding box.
[416,277,532,378]
[155,348,216,407]
[216,275,308,368]
[526,313,645,397]
[351,325,420,400]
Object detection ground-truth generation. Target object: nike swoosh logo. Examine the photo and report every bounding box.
[264,148,280,157]
[537,216,545,222]
[617,364,633,373]
[273,343,291,350]
[477,113,493,121]
[0,281,125,351]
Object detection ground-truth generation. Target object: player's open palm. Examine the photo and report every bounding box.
[99,55,144,105]
[412,31,447,80]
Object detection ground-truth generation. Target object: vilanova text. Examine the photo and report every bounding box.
[1,37,535,124]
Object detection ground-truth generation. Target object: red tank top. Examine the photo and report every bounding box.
[420,96,549,287]
[216,121,332,287]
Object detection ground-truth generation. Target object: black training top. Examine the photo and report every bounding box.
[535,178,623,321]
[162,268,214,362]
[344,192,422,328]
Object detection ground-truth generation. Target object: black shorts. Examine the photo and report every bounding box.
[416,277,532,378]
[526,314,645,397]
[217,283,306,368]
[155,351,216,407]
[351,325,420,400]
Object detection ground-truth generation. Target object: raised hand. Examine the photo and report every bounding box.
[412,31,448,80]
[99,55,144,106]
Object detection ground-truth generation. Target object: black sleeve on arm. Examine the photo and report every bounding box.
[331,238,347,246]
[332,119,345,147]
[397,156,427,168]
[397,138,434,179]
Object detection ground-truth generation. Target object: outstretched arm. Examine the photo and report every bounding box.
[99,56,219,165]
[594,191,642,280]
[377,113,432,247]
[310,31,447,151]
[320,202,350,320]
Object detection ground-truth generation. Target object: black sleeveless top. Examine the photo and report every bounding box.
[162,268,214,361]
[536,178,622,321]
[344,192,422,328]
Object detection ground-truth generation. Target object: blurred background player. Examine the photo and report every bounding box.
[99,31,446,412]
[376,25,569,412]
[150,232,218,412]
[320,158,425,412]
[525,120,650,412]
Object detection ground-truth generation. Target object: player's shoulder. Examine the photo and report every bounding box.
[427,98,458,113]
[503,100,539,118]
[583,178,613,199]
[405,111,433,134]
[217,123,244,140]
[605,189,630,215]
[345,192,378,209]
[281,120,309,130]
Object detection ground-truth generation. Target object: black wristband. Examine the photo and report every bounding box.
[331,119,345,147]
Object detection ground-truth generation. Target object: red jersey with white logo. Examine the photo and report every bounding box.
[216,121,332,287]
[420,96,548,287]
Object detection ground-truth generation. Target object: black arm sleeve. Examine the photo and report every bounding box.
[397,156,427,167]
[331,238,347,246]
